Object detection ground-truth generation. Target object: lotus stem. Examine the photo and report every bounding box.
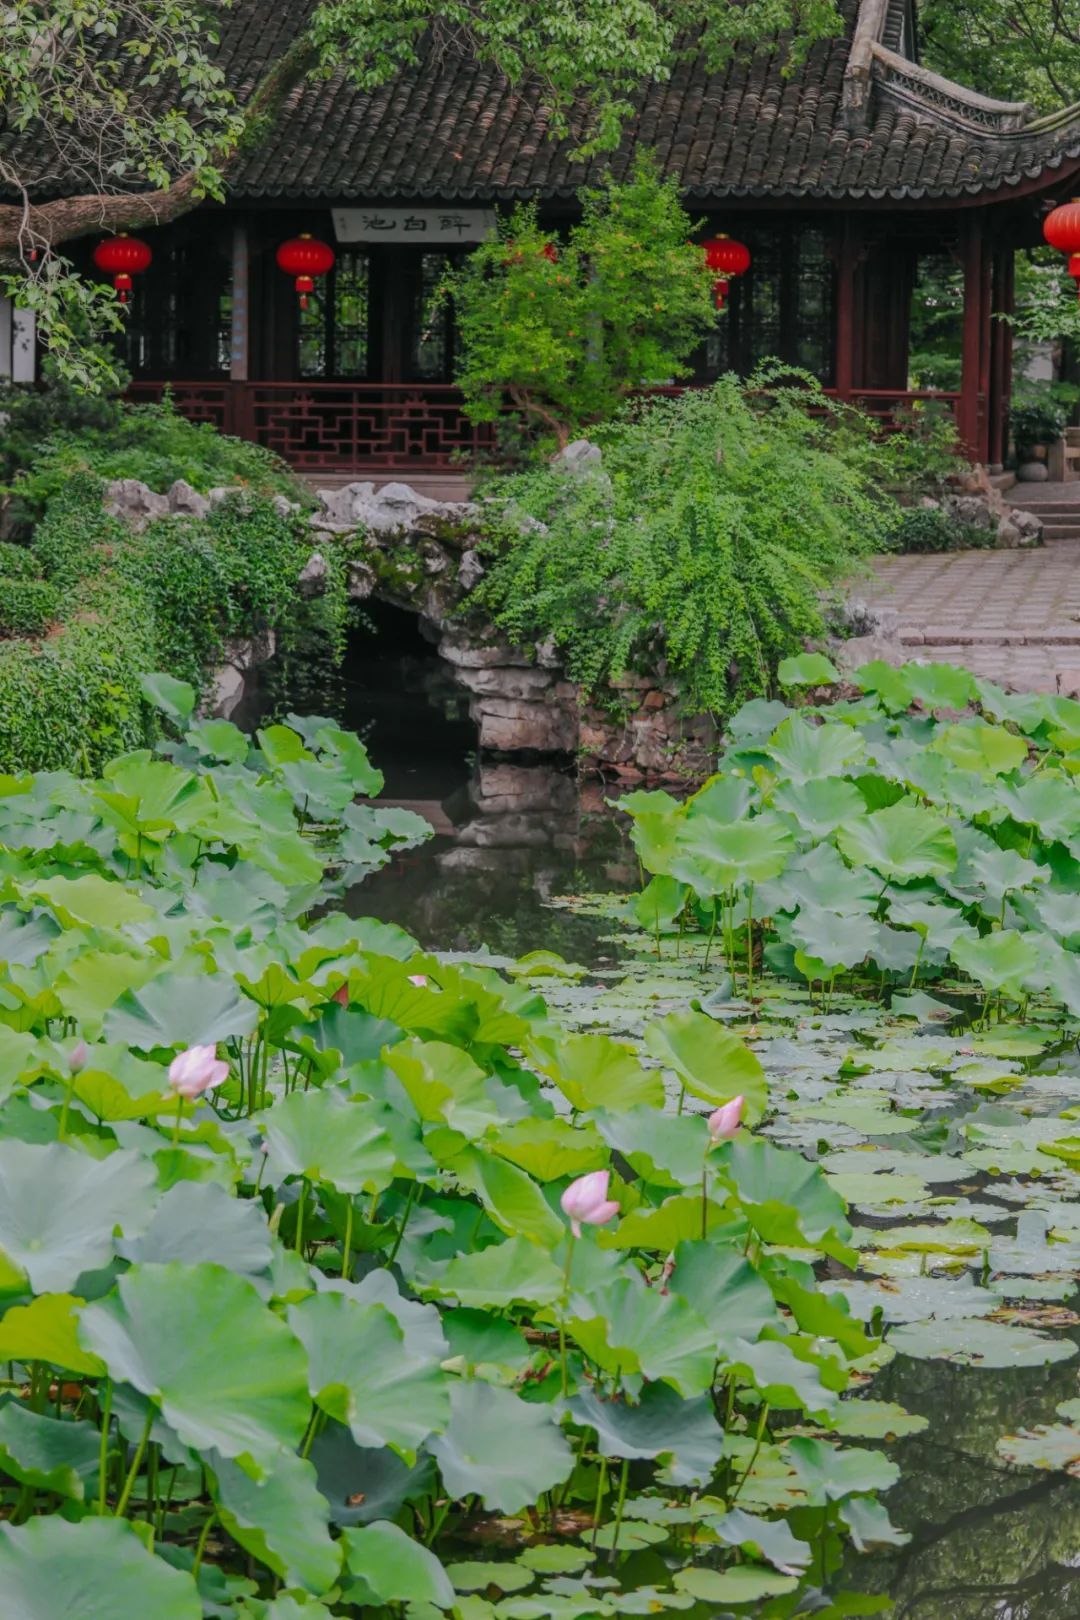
[341,1197,354,1279]
[98,1380,112,1514]
[607,1458,630,1562]
[387,1181,418,1267]
[192,1512,218,1577]
[728,1401,770,1508]
[589,1456,609,1552]
[170,1093,184,1150]
[704,899,719,971]
[114,1408,153,1519]
[559,1236,576,1398]
[294,1178,307,1255]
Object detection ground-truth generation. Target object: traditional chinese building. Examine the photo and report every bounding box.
[7,0,1080,473]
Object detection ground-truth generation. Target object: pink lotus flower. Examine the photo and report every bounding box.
[68,1040,89,1075]
[560,1170,619,1238]
[168,1044,229,1100]
[708,1096,744,1143]
[408,974,428,988]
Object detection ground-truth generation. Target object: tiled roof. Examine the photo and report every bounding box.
[11,0,1080,204]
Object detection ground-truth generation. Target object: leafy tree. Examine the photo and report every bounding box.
[921,0,1080,109]
[0,0,842,382]
[448,161,717,449]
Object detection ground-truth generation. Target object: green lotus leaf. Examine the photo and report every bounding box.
[445,1562,535,1594]
[184,718,251,764]
[839,1495,911,1550]
[537,1032,664,1113]
[674,1566,798,1603]
[950,929,1042,994]
[105,970,260,1050]
[491,1117,607,1182]
[566,1272,716,1396]
[823,1273,998,1326]
[669,1241,780,1349]
[628,810,682,876]
[140,671,197,728]
[771,776,867,839]
[342,1520,455,1609]
[309,1427,435,1528]
[788,904,878,975]
[0,1141,155,1292]
[683,774,753,824]
[0,1515,201,1619]
[777,652,840,687]
[670,815,794,893]
[852,660,914,712]
[903,661,976,711]
[717,1137,854,1263]
[78,1262,311,1462]
[116,1181,273,1280]
[422,1235,566,1309]
[27,874,156,931]
[386,1038,512,1134]
[260,1090,397,1195]
[451,1146,565,1246]
[208,1448,341,1595]
[834,801,957,882]
[570,1383,723,1486]
[0,1400,100,1498]
[430,1382,572,1512]
[96,756,213,837]
[730,1336,842,1419]
[931,720,1028,777]
[643,1009,767,1120]
[441,1309,532,1373]
[288,1291,449,1457]
[0,1294,105,1376]
[708,1506,811,1573]
[632,874,688,935]
[765,716,865,784]
[814,1398,928,1439]
[786,1435,900,1501]
[887,1317,1077,1367]
[593,1107,709,1188]
[598,1193,729,1250]
[996,1421,1080,1474]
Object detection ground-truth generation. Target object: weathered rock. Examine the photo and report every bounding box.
[1009,507,1044,546]
[1016,461,1050,483]
[168,479,211,519]
[207,630,276,720]
[553,439,603,471]
[941,494,995,531]
[833,632,907,671]
[452,665,555,699]
[458,549,485,591]
[298,552,328,594]
[207,485,243,507]
[471,695,579,754]
[105,479,169,527]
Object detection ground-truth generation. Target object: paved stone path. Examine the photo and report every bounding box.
[861,539,1080,695]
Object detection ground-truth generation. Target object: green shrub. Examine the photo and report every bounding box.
[0,474,342,773]
[0,541,41,579]
[0,578,62,637]
[885,505,997,554]
[4,394,304,521]
[473,372,894,719]
[448,157,717,450]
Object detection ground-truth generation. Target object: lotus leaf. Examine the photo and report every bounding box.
[430,1382,572,1512]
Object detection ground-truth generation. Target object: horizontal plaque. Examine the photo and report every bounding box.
[332,208,498,244]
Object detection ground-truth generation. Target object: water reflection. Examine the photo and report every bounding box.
[354,760,637,960]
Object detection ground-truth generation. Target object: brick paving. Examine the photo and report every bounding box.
[860,539,1080,695]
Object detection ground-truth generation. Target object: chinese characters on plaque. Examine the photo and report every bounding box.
[331,208,498,244]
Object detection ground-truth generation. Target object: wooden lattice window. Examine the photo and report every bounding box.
[702,223,836,385]
[299,249,371,379]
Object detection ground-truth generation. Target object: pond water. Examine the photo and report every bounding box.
[273,634,1080,1617]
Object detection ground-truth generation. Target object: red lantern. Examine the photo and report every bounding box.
[93,234,152,303]
[702,234,751,310]
[276,234,335,310]
[1044,201,1080,302]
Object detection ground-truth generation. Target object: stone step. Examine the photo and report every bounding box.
[899,627,1080,646]
[1039,526,1080,539]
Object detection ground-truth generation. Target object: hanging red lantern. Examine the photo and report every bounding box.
[702,234,751,310]
[92,234,152,303]
[1044,201,1080,301]
[276,234,335,310]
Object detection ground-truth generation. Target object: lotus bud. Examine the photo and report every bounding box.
[168,1044,229,1100]
[560,1170,620,1239]
[707,1095,744,1143]
[408,974,428,987]
[68,1040,89,1074]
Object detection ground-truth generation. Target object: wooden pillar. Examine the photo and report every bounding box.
[987,242,1014,472]
[229,219,250,382]
[958,213,986,461]
[834,216,858,399]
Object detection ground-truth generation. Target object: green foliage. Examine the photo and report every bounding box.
[448,160,718,448]
[921,0,1080,110]
[884,506,996,555]
[0,704,902,1612]
[1010,392,1066,453]
[0,579,62,638]
[877,400,967,493]
[4,394,301,522]
[473,373,893,718]
[0,474,335,773]
[0,542,42,580]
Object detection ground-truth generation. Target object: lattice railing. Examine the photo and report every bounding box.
[127,380,967,468]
